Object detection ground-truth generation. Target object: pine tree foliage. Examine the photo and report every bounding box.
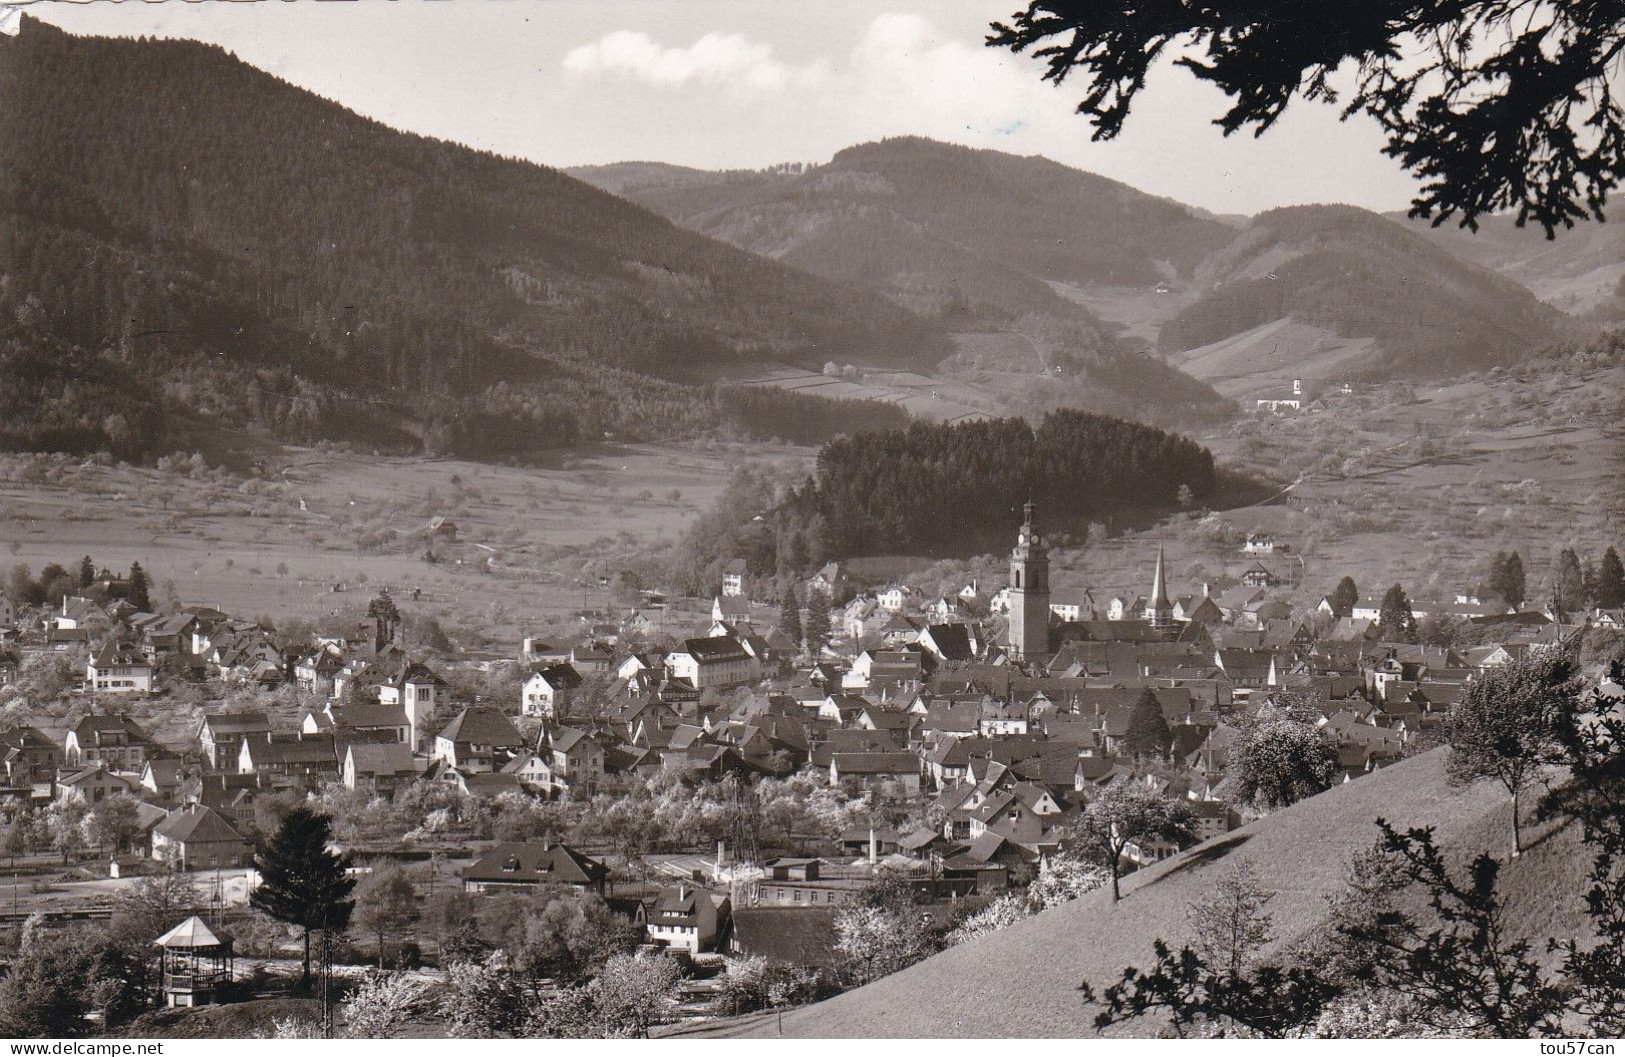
[249,807,356,988]
[987,1,1625,236]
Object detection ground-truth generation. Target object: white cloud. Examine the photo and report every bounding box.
[562,29,827,92]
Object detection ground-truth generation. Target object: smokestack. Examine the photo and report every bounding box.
[869,828,878,865]
[717,839,726,867]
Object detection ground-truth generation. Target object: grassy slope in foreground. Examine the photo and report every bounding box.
[697,747,1591,1038]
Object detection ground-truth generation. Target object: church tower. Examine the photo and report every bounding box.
[1145,545,1175,629]
[1008,501,1050,660]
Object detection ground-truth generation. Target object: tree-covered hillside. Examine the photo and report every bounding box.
[0,17,946,459]
[1159,206,1574,377]
[677,409,1221,587]
[573,137,1239,427]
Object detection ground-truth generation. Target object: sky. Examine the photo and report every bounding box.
[21,0,1422,216]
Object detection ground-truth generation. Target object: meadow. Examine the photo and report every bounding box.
[0,437,815,642]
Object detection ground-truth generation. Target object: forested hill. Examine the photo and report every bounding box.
[0,17,946,459]
[1390,213,1625,323]
[1159,205,1574,379]
[677,410,1226,588]
[572,138,1240,427]
[572,137,1237,321]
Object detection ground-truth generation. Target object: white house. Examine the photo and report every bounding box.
[721,559,747,598]
[646,884,728,954]
[665,636,759,690]
[521,663,583,718]
[85,643,155,694]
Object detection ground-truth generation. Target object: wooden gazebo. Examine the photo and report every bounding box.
[154,916,234,1007]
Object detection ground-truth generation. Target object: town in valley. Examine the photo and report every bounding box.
[2,0,1624,1043]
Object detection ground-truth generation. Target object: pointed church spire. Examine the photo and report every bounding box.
[1151,545,1171,607]
[1022,499,1035,528]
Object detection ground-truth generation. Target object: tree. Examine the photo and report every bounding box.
[515,891,635,988]
[1447,651,1576,855]
[1336,821,1565,1037]
[947,892,1030,945]
[86,794,142,855]
[1123,687,1171,760]
[1329,576,1359,620]
[46,791,87,864]
[79,556,94,589]
[250,807,356,989]
[712,956,827,1016]
[0,925,150,1038]
[1491,551,1527,609]
[1596,546,1625,609]
[1376,583,1418,643]
[778,584,803,649]
[1187,859,1275,982]
[804,602,831,655]
[354,862,418,968]
[110,873,202,940]
[367,589,402,645]
[1232,720,1340,811]
[585,953,682,1038]
[1025,850,1109,911]
[1073,782,1194,902]
[340,971,425,1039]
[126,562,151,613]
[834,872,940,985]
[440,954,528,1038]
[428,890,487,966]
[1555,547,1586,616]
[1543,685,1625,1035]
[986,2,1625,236]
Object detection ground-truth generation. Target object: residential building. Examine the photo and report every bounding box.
[85,643,155,694]
[461,842,608,894]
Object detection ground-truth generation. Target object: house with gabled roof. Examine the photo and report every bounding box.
[829,752,921,795]
[1,725,60,787]
[666,635,759,690]
[238,735,339,780]
[545,726,605,793]
[647,883,730,954]
[712,594,752,624]
[500,752,557,795]
[343,741,417,795]
[65,714,154,770]
[151,803,252,870]
[197,711,272,772]
[432,706,522,773]
[56,762,136,803]
[86,643,154,694]
[461,841,607,894]
[522,662,583,719]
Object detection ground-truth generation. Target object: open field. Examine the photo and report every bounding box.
[1047,280,1193,346]
[0,438,814,640]
[1168,318,1379,399]
[728,362,1000,424]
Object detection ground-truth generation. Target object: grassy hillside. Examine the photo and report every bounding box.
[1159,206,1576,383]
[700,749,1593,1038]
[1392,213,1625,321]
[0,17,944,460]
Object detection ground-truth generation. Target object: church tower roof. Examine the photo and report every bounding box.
[1151,545,1171,608]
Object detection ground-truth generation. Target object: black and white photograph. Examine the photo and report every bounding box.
[0,0,1621,1043]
